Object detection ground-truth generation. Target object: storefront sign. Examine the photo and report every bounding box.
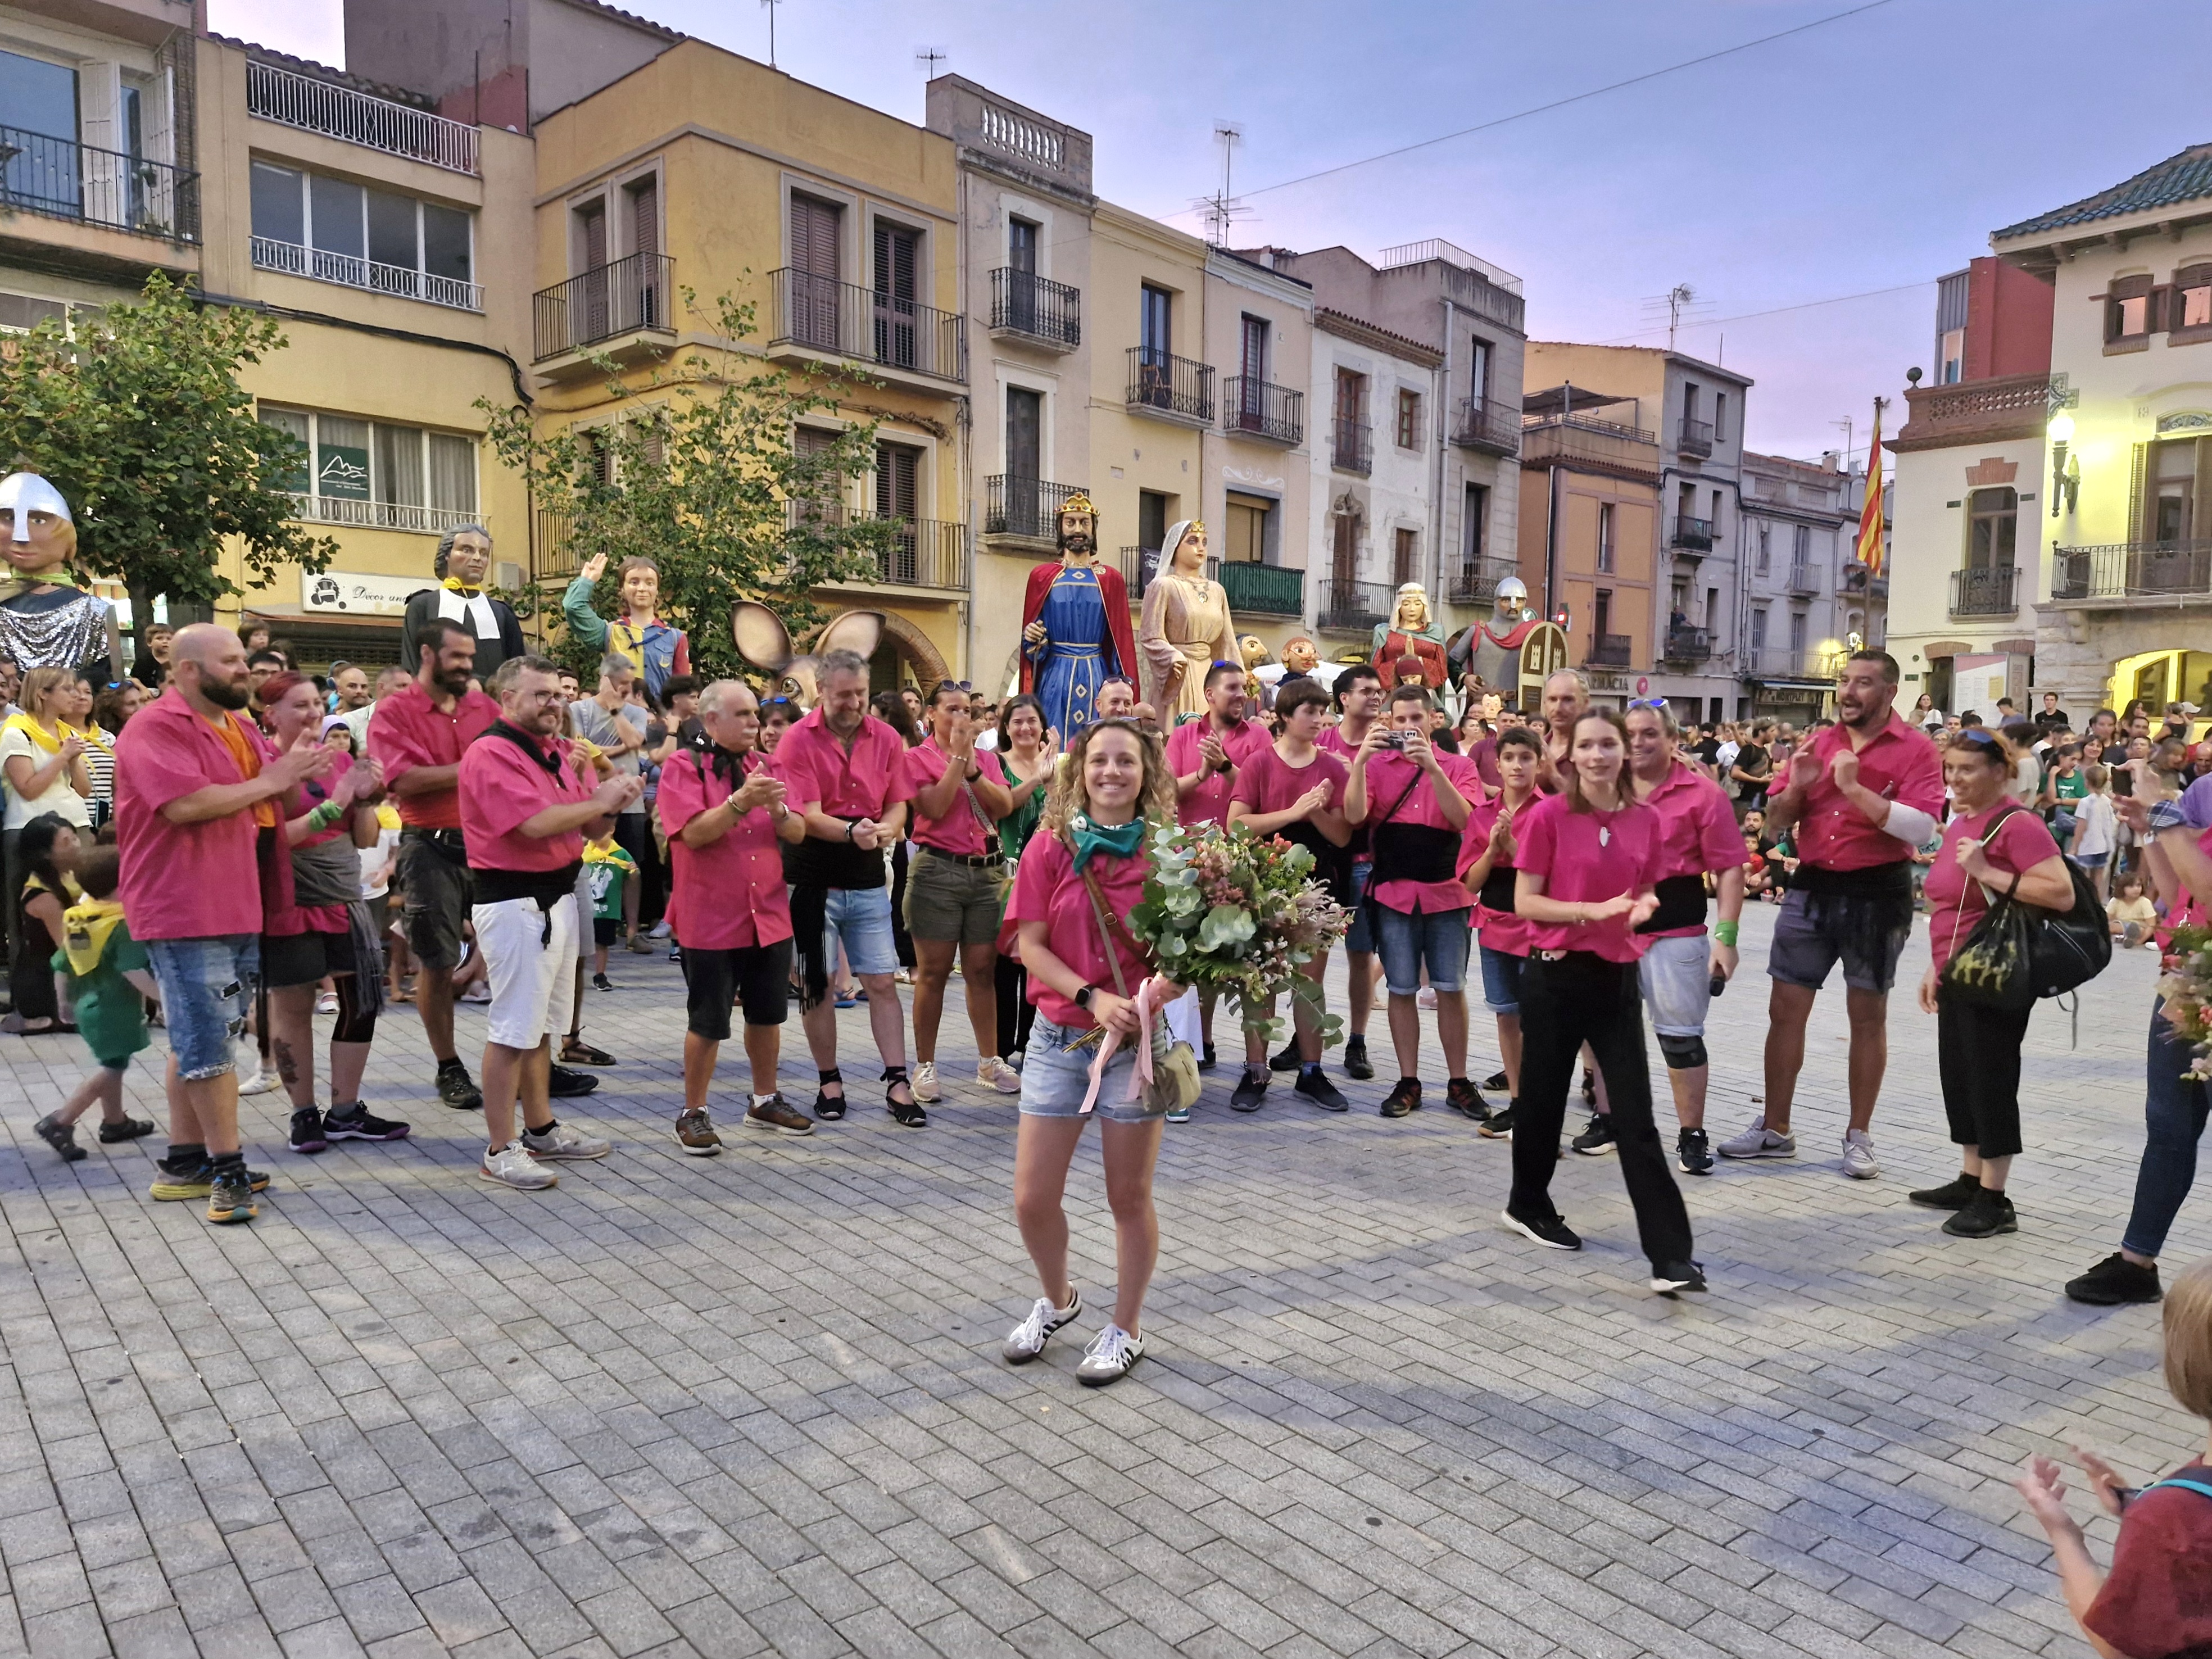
[303,570,430,616]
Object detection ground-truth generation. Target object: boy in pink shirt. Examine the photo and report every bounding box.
[1164,660,1271,1069]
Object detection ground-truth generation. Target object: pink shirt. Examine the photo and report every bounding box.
[368,679,500,830]
[1167,716,1272,828]
[1006,832,1151,1033]
[460,728,595,873]
[1459,794,1532,956]
[1231,744,1348,820]
[1638,760,1744,940]
[1923,802,2064,974]
[1793,714,1944,872]
[901,738,1009,858]
[1361,748,1481,914]
[657,747,792,950]
[778,708,914,823]
[1513,791,1663,964]
[114,688,276,941]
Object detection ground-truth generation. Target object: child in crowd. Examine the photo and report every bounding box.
[2072,763,2119,901]
[2108,873,2158,948]
[2016,1255,2212,1659]
[1740,833,1771,900]
[32,846,157,1159]
[583,828,638,992]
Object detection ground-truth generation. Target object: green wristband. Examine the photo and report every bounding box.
[306,799,345,832]
[1714,921,1739,948]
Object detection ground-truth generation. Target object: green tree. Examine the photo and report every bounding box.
[481,288,896,682]
[0,273,336,638]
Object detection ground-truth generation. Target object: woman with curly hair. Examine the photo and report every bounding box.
[1000,719,1180,1388]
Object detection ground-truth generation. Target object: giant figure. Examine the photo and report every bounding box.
[1138,520,1235,723]
[1371,582,1448,688]
[0,473,122,682]
[1019,492,1137,735]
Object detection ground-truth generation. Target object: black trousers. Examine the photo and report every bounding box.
[995,954,1036,1059]
[1936,985,2030,1159]
[1511,951,1694,1267]
[609,813,662,928]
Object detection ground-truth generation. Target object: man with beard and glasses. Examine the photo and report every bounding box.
[115,624,334,1224]
[1720,650,1942,1179]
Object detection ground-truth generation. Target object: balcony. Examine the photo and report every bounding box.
[1117,546,1218,599]
[288,493,482,536]
[989,268,1079,349]
[533,253,673,368]
[853,517,968,592]
[1318,579,1391,632]
[1331,417,1374,475]
[1446,559,1519,605]
[1676,416,1714,458]
[0,124,198,243]
[1222,377,1303,445]
[1670,514,1714,552]
[1661,625,1712,663]
[1127,347,1213,423]
[1948,564,2019,617]
[1219,561,1303,617]
[1743,647,1833,683]
[985,475,1087,544]
[246,60,479,175]
[1787,561,1821,597]
[1586,633,1631,668]
[769,270,967,384]
[1892,371,2052,453]
[255,236,483,311]
[1451,396,1521,457]
[2051,540,2212,604]
[1519,413,1660,481]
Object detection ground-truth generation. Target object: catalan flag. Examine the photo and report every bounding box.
[1856,399,1886,577]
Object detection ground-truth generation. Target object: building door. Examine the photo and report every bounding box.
[577,199,609,340]
[1393,527,1417,588]
[1138,489,1170,590]
[1137,285,1172,405]
[1007,216,1037,332]
[790,194,842,349]
[1226,493,1268,565]
[874,441,921,583]
[1332,509,1359,593]
[625,177,660,328]
[873,222,919,370]
[1236,315,1268,428]
[1462,483,1487,579]
[1005,387,1042,536]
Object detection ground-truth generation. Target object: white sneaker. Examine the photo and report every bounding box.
[235,1054,282,1096]
[1417,986,1439,1010]
[520,1122,610,1161]
[1002,1288,1081,1363]
[977,1057,1023,1095]
[481,1141,556,1190]
[647,920,672,939]
[314,990,338,1015]
[459,981,492,1005]
[1716,1118,1795,1159]
[912,1061,941,1103]
[1841,1128,1880,1180]
[1076,1322,1145,1387]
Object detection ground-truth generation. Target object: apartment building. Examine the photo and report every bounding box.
[1737,451,1862,722]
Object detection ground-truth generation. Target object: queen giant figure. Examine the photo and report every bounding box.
[1138,520,1234,723]
[0,472,122,681]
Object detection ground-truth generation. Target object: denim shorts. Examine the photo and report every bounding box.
[1018,1015,1168,1125]
[812,884,900,978]
[1638,933,1712,1036]
[1374,903,1472,997]
[2076,851,2109,869]
[1478,943,1525,1016]
[1344,860,1374,954]
[144,934,259,1081]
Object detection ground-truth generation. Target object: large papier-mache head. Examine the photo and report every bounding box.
[0,472,78,577]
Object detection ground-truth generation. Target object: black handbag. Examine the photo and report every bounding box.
[1939,805,2111,1011]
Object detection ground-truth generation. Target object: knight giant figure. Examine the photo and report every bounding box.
[0,472,123,682]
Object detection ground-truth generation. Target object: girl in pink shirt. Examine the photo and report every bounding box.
[1507,708,1701,1295]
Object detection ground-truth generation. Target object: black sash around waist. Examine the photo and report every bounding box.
[783,830,887,891]
[1635,873,1710,935]
[1370,821,1461,887]
[473,862,583,908]
[1479,862,1518,913]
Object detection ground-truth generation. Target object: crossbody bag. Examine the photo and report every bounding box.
[1077,865,1200,1114]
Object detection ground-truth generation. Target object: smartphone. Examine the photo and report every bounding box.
[1710,971,1728,998]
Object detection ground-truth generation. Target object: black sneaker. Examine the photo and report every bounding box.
[1579,1067,1598,1106]
[323,1104,411,1141]
[1343,1037,1374,1081]
[1571,1113,1616,1156]
[288,1108,329,1154]
[2065,1253,2163,1306]
[1942,1189,2018,1238]
[1501,1209,1581,1250]
[206,1164,258,1225]
[1230,1068,1269,1113]
[1268,1041,1300,1073]
[547,1064,599,1098]
[1649,1260,1708,1296]
[436,1060,483,1112]
[1676,1127,1714,1176]
[1294,1069,1348,1112]
[1907,1173,1982,1209]
[96,1116,155,1143]
[1482,1070,1509,1093]
[1196,1043,1218,1073]
[34,1113,85,1162]
[1379,1077,1421,1119]
[1444,1078,1490,1122]
[592,973,614,992]
[1479,1102,1515,1140]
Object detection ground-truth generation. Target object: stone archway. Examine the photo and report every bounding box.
[808,608,950,691]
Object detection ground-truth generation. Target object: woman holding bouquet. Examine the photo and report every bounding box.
[1507,707,1703,1297]
[1001,719,1180,1386]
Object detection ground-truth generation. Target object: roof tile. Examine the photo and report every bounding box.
[1996,142,2212,239]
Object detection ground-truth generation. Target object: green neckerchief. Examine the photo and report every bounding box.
[1068,813,1144,872]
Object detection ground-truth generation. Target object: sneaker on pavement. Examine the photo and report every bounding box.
[1268,1041,1300,1073]
[912,1061,941,1103]
[1343,1037,1375,1081]
[1942,1189,2017,1238]
[206,1164,257,1224]
[1196,1042,1217,1072]
[1501,1209,1582,1251]
[522,1122,610,1161]
[1650,1260,1708,1296]
[1571,1113,1616,1156]
[436,1060,484,1112]
[288,1108,329,1154]
[1003,1289,1081,1363]
[547,1064,598,1098]
[647,919,672,940]
[34,1113,85,1162]
[1164,1101,1190,1125]
[673,1109,722,1157]
[1417,986,1438,1010]
[323,1103,410,1141]
[1230,1068,1268,1113]
[236,1062,280,1097]
[743,1095,815,1136]
[592,972,614,992]
[1841,1128,1880,1181]
[1482,1069,1510,1093]
[95,1116,156,1143]
[1075,1322,1145,1386]
[2065,1253,2163,1306]
[1676,1127,1714,1176]
[1444,1078,1491,1122]
[481,1141,557,1190]
[1908,1172,1981,1209]
[1294,1069,1349,1112]
[977,1057,1023,1095]
[1379,1077,1422,1119]
[149,1161,269,1202]
[1717,1118,1795,1159]
[1478,1103,1515,1140]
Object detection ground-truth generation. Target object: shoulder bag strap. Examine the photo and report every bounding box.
[1077,863,1132,1001]
[2142,1477,2212,1501]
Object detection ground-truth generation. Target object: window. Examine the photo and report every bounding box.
[2153,439,2199,543]
[1005,386,1041,485]
[1596,502,1615,573]
[874,440,920,522]
[1705,586,1719,629]
[1462,482,1488,570]
[1137,490,1169,557]
[1008,216,1037,274]
[873,221,922,370]
[1396,388,1421,449]
[1749,607,1768,652]
[1227,493,1271,565]
[1393,527,1417,586]
[1331,506,1361,588]
[625,176,659,259]
[251,162,476,308]
[1939,327,1966,384]
[1468,337,1492,402]
[1792,524,1811,565]
[257,406,477,532]
[1756,525,1771,574]
[2107,275,2152,343]
[1140,284,1172,361]
[2178,265,2212,332]
[1714,393,1727,445]
[1593,590,1612,644]
[1240,315,1268,382]
[1967,486,2018,568]
[1788,611,1806,655]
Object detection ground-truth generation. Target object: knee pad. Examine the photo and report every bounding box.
[1657,1032,1707,1071]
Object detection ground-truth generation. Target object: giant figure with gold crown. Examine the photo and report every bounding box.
[1019,491,1137,736]
[0,473,122,682]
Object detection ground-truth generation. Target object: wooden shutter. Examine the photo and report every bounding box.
[791,196,840,279]
[579,201,606,270]
[875,442,918,520]
[629,179,658,256]
[2129,442,2149,543]
[874,223,917,300]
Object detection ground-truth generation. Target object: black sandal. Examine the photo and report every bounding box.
[882,1066,927,1128]
[813,1068,846,1121]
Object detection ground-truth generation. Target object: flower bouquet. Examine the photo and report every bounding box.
[1127,821,1353,1044]
[2156,925,2212,1082]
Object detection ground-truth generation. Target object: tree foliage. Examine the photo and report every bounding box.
[481,288,896,683]
[0,273,336,622]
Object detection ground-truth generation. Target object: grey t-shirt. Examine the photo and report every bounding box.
[569,697,646,812]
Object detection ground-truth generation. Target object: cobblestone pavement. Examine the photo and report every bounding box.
[0,901,2201,1658]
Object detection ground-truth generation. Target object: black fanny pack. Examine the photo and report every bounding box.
[1280,819,1353,905]
[783,830,887,890]
[474,862,583,908]
[1370,821,1461,887]
[1636,873,1709,935]
[404,826,469,864]
[1479,862,1517,913]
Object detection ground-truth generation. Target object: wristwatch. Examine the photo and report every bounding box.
[1073,984,1095,1011]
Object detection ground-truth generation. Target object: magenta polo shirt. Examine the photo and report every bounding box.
[1459,794,1531,957]
[1923,803,2063,974]
[1638,760,1744,940]
[658,747,793,950]
[1166,715,1272,828]
[778,707,914,824]
[901,737,1008,858]
[1361,747,1480,915]
[1513,791,1663,964]
[114,687,277,941]
[1793,713,1944,872]
[1231,744,1348,819]
[460,728,594,873]
[1005,831,1152,1033]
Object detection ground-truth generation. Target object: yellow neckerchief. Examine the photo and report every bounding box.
[60,895,123,978]
[582,839,634,871]
[3,712,80,755]
[375,802,402,832]
[74,722,111,755]
[443,575,484,599]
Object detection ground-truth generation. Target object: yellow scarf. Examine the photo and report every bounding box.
[582,840,634,871]
[443,575,483,598]
[2,712,103,755]
[61,895,125,978]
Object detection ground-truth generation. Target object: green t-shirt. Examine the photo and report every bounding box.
[53,918,151,1067]
[584,847,636,921]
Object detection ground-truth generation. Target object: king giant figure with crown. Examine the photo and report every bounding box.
[1018,491,1137,736]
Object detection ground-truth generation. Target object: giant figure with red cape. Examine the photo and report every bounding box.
[1019,492,1136,736]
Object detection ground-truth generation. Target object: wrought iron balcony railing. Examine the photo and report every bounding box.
[1219,561,1303,617]
[1661,625,1712,663]
[1670,514,1714,552]
[533,253,674,359]
[988,268,1079,347]
[1447,560,1519,605]
[1676,416,1714,457]
[984,475,1087,541]
[1950,564,2020,617]
[1331,417,1373,475]
[2051,541,2212,603]
[1587,633,1632,667]
[1318,579,1391,632]
[1127,347,1214,422]
[255,236,483,311]
[769,269,967,383]
[246,60,479,174]
[0,123,199,242]
[1451,396,1521,456]
[1222,377,1303,445]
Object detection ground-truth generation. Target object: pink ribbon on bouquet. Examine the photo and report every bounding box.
[1077,974,1177,1115]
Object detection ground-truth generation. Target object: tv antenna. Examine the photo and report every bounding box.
[914,45,948,77]
[1831,415,1856,474]
[1194,121,1249,247]
[760,0,781,67]
[1639,283,1713,351]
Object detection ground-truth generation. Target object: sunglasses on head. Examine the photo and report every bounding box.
[1955,728,2003,750]
[1626,697,1668,711]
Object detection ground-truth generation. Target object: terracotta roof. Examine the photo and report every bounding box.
[1996,142,2212,239]
[545,0,685,43]
[1314,307,1443,367]
[209,33,437,109]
